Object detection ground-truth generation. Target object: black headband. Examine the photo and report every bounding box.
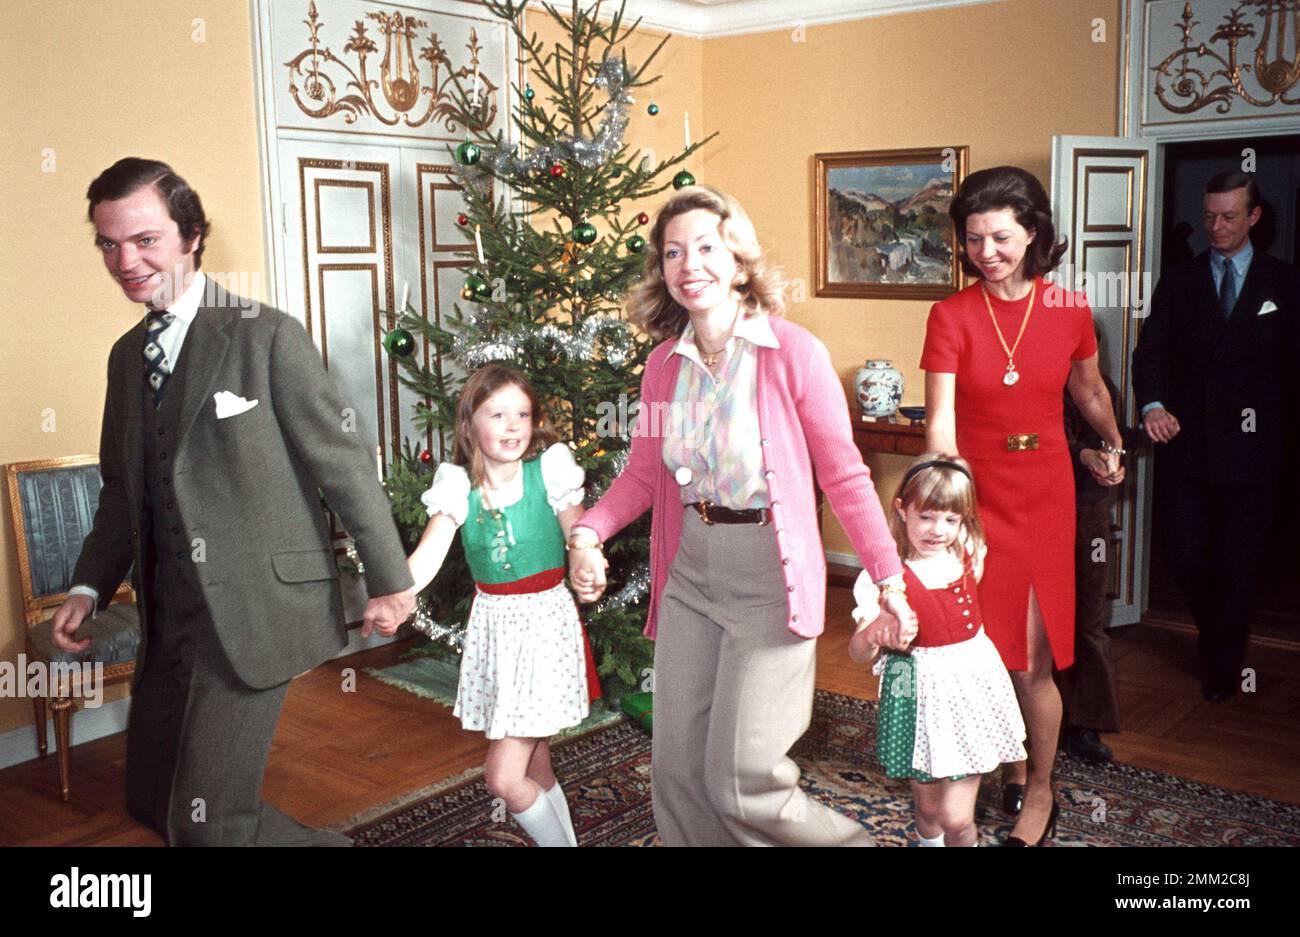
[902,459,972,490]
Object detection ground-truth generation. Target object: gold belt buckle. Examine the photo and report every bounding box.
[1006,433,1039,452]
[697,500,714,525]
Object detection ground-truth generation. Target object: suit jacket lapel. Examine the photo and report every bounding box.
[119,318,148,515]
[172,301,233,453]
[1228,251,1265,325]
[1193,252,1232,341]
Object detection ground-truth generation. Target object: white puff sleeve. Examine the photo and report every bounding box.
[539,443,585,514]
[419,462,472,527]
[851,570,881,625]
[972,541,988,582]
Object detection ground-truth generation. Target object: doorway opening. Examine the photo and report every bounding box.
[1145,135,1300,642]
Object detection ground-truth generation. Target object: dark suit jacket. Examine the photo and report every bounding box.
[1132,248,1299,488]
[73,283,413,689]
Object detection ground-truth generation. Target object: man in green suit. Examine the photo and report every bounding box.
[50,158,415,845]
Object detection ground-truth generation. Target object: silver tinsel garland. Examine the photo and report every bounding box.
[461,313,634,369]
[409,597,466,651]
[594,562,649,614]
[470,56,632,178]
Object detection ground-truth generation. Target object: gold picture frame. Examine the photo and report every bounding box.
[814,146,969,299]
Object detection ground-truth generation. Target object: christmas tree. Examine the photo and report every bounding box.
[381,0,711,699]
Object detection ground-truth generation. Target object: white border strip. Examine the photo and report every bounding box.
[608,0,1007,38]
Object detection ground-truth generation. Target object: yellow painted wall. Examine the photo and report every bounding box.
[0,0,1117,738]
[697,0,1122,555]
[0,1,269,735]
[0,5,701,739]
[530,13,706,235]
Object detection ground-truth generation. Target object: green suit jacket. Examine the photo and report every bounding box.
[72,284,413,689]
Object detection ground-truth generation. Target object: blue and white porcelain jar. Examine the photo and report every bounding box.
[854,359,904,418]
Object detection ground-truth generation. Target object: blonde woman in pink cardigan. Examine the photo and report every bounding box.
[568,186,916,845]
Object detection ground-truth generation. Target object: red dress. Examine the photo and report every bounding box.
[920,278,1097,670]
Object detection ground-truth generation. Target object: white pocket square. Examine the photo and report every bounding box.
[213,390,259,419]
[1257,300,1278,316]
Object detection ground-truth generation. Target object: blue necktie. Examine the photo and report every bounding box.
[1219,259,1237,319]
[143,311,176,405]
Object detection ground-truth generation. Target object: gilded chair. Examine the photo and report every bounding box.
[5,455,140,801]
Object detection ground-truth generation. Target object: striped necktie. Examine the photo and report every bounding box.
[143,311,176,406]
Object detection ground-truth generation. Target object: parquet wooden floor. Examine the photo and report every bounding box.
[2,585,1295,845]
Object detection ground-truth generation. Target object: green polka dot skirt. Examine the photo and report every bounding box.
[876,652,964,783]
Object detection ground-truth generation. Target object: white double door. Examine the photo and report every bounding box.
[273,139,471,471]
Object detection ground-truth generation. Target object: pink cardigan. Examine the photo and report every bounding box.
[579,316,902,639]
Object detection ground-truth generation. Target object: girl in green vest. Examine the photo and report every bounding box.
[409,365,599,847]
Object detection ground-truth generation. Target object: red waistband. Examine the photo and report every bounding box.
[476,567,566,595]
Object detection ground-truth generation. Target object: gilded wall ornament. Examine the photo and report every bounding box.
[1153,0,1300,114]
[285,0,498,132]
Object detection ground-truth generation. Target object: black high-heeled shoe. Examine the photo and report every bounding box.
[1001,798,1059,847]
[1001,782,1024,816]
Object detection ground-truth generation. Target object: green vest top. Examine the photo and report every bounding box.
[462,456,566,584]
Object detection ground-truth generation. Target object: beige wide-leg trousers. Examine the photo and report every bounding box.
[651,509,872,846]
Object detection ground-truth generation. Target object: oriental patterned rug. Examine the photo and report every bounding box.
[341,688,1300,847]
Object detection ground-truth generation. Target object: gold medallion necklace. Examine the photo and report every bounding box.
[980,279,1036,387]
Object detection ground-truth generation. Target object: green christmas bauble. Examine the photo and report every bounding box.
[672,169,696,190]
[572,222,598,245]
[626,235,646,254]
[523,85,535,101]
[461,274,491,300]
[610,165,623,177]
[454,141,481,166]
[647,103,660,116]
[382,328,415,358]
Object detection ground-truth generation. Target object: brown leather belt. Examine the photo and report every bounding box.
[1006,433,1039,452]
[688,501,770,525]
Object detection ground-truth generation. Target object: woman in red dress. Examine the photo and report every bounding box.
[922,167,1125,845]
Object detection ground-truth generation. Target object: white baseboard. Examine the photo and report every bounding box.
[0,629,399,772]
[0,696,132,771]
[825,550,864,569]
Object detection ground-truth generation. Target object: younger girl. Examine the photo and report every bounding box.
[850,454,1027,847]
[409,364,596,847]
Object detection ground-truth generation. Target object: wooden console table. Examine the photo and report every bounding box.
[853,418,927,457]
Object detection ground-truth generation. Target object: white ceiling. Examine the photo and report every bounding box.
[615,0,1006,38]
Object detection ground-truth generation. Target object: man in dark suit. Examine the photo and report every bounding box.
[1133,171,1298,702]
[49,158,415,844]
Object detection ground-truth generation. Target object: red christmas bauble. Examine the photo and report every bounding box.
[549,162,566,178]
[419,450,433,464]
[637,212,650,225]
[456,213,468,226]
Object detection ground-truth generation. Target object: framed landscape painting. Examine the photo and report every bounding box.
[814,146,969,299]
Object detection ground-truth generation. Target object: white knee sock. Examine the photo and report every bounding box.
[917,829,946,847]
[511,792,572,847]
[544,783,578,847]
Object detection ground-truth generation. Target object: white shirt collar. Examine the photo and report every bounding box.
[151,271,206,325]
[674,311,780,362]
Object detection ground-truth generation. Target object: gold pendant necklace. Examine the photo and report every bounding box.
[980,280,1037,387]
[698,341,729,368]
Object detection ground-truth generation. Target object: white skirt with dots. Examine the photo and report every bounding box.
[454,581,590,740]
